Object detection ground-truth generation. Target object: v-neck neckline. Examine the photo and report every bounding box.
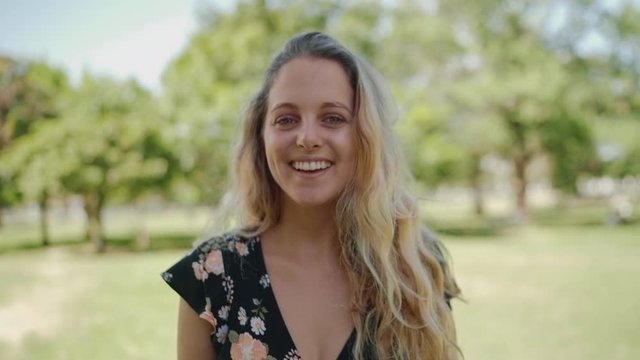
[254,236,355,360]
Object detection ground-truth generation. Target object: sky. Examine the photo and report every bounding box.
[1,0,637,91]
[0,0,213,90]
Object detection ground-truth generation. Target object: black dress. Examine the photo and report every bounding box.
[162,233,355,360]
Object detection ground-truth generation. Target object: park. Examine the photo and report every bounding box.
[1,0,639,359]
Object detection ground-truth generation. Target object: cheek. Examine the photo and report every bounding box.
[342,135,358,180]
[262,133,284,174]
[340,132,357,165]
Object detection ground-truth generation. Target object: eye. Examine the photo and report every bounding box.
[274,116,297,127]
[323,114,346,125]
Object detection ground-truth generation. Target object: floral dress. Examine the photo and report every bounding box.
[162,233,356,360]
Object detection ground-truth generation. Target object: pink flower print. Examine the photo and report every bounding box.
[238,307,248,326]
[205,249,224,275]
[235,241,249,256]
[250,316,266,336]
[192,261,208,281]
[218,305,230,320]
[216,324,229,344]
[230,332,268,360]
[284,349,302,360]
[199,297,217,329]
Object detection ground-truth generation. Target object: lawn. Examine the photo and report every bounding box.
[0,205,639,359]
[447,224,640,360]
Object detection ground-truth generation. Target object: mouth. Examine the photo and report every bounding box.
[290,160,333,173]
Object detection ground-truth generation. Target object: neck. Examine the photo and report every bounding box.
[265,198,340,258]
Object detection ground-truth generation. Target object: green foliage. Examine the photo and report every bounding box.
[161,3,286,203]
[395,91,466,185]
[426,0,611,213]
[57,75,173,197]
[159,0,637,211]
[1,72,178,250]
[0,58,69,210]
[540,113,597,193]
[0,173,21,209]
[552,0,640,178]
[10,62,68,135]
[606,145,640,177]
[2,0,640,222]
[3,75,174,201]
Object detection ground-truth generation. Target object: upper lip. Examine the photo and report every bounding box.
[289,158,333,163]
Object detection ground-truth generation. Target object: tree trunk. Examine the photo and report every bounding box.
[0,207,4,228]
[470,153,485,216]
[39,191,50,246]
[513,153,529,219]
[502,106,531,221]
[83,192,105,253]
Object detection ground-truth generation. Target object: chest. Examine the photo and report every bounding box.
[212,238,357,360]
[265,254,355,360]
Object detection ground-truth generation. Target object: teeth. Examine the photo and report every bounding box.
[292,161,331,171]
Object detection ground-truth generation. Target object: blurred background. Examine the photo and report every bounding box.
[1,0,639,359]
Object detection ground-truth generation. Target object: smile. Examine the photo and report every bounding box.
[291,160,333,172]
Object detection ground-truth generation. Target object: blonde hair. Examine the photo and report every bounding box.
[218,32,461,359]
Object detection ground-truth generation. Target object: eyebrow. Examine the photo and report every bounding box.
[322,101,353,113]
[270,101,353,114]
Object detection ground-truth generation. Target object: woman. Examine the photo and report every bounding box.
[162,32,461,360]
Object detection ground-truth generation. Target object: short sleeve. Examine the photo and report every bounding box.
[161,238,229,337]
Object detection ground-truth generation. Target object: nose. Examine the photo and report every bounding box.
[296,120,322,150]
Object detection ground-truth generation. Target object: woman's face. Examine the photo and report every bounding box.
[263,56,356,209]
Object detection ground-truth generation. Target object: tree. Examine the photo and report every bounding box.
[0,56,28,227]
[0,58,69,236]
[65,75,177,252]
[553,0,640,180]
[427,0,601,217]
[10,74,175,252]
[1,122,68,245]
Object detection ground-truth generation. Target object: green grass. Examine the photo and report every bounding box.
[0,249,182,360]
[447,224,640,360]
[0,204,639,359]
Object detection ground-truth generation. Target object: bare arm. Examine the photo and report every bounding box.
[177,298,216,360]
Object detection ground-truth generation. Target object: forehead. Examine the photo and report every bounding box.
[268,57,354,111]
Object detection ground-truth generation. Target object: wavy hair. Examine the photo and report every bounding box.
[218,32,461,359]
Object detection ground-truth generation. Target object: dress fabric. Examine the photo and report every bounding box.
[162,233,356,360]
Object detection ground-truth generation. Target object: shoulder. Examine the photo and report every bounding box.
[161,231,262,307]
[189,231,262,277]
[192,232,260,259]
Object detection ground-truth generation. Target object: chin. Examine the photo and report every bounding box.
[287,192,339,209]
